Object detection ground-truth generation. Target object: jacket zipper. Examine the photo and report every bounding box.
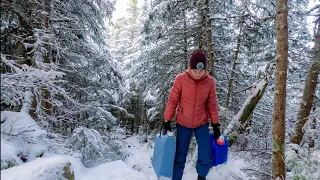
[193,80,198,128]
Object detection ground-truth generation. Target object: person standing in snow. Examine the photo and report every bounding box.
[163,49,221,180]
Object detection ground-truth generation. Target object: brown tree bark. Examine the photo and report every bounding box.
[271,0,289,179]
[14,12,38,118]
[308,106,317,148]
[290,22,320,145]
[205,0,215,77]
[183,10,188,70]
[200,5,207,50]
[41,0,53,116]
[224,63,275,146]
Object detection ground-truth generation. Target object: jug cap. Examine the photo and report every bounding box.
[216,135,225,145]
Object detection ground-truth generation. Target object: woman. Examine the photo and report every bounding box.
[163,50,221,180]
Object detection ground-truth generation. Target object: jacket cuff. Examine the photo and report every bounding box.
[211,118,219,124]
[164,113,172,121]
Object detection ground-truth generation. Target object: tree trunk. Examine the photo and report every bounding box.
[239,113,252,150]
[41,0,53,116]
[224,63,275,146]
[205,0,215,77]
[200,5,207,50]
[183,10,188,70]
[225,0,246,118]
[16,13,38,118]
[271,0,288,179]
[309,106,316,148]
[134,96,139,134]
[223,0,249,130]
[290,22,320,145]
[29,97,38,118]
[225,28,242,110]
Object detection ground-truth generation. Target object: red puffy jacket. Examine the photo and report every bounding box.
[164,69,219,128]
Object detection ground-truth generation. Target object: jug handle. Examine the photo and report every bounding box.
[159,124,164,138]
[159,124,169,137]
[159,123,173,137]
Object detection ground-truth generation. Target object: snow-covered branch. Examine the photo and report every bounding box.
[224,62,275,145]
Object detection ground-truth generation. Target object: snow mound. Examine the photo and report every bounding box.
[1,111,49,166]
[1,111,46,138]
[43,155,149,180]
[1,139,22,170]
[1,156,73,180]
[82,160,149,180]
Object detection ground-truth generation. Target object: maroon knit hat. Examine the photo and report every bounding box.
[189,50,207,70]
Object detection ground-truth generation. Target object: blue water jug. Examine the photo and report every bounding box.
[210,134,228,166]
[152,132,176,178]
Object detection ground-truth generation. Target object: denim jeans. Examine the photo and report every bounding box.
[172,123,212,180]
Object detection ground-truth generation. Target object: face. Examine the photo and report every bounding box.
[191,69,206,79]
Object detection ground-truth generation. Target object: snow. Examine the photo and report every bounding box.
[39,154,148,180]
[144,89,159,102]
[1,156,72,180]
[1,111,50,167]
[257,63,268,76]
[224,78,267,136]
[182,158,249,180]
[1,139,18,160]
[20,91,33,113]
[124,136,158,180]
[27,144,48,162]
[124,136,251,180]
[1,111,251,180]
[147,107,159,122]
[286,143,320,180]
[223,63,274,137]
[1,139,22,169]
[1,135,248,180]
[81,160,148,180]
[1,134,251,180]
[1,111,46,138]
[210,14,225,19]
[1,153,148,180]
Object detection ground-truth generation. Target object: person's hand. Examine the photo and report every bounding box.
[163,120,171,134]
[211,123,221,140]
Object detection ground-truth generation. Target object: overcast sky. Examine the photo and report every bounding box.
[112,0,129,22]
[112,0,145,23]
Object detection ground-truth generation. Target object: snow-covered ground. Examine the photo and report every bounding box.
[1,154,149,180]
[1,134,250,180]
[1,111,250,180]
[124,136,250,180]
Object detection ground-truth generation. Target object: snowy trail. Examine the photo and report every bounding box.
[77,160,149,180]
[124,136,250,180]
[1,134,250,180]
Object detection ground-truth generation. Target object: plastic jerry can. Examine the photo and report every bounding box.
[152,132,176,178]
[210,134,228,166]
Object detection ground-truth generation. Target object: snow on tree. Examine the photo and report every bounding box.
[224,62,275,145]
[290,21,320,145]
[67,126,126,168]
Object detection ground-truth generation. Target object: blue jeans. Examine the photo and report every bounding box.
[172,123,212,180]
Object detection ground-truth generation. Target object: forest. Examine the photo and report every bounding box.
[1,0,319,180]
